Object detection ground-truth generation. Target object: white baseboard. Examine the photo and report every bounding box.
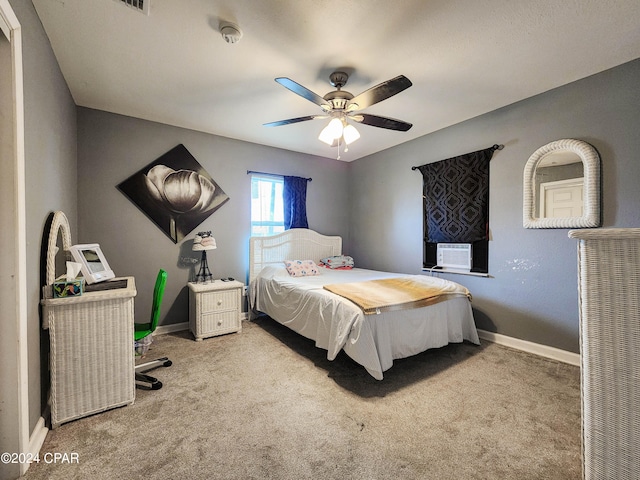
[23,416,49,475]
[154,313,248,336]
[154,322,189,335]
[477,329,580,366]
[153,322,580,366]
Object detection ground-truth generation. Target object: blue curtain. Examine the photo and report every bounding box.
[283,175,309,229]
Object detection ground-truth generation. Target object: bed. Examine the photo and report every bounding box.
[248,229,480,380]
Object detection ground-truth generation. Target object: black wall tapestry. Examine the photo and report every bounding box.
[118,144,229,243]
[417,147,494,243]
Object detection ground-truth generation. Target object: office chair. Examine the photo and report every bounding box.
[134,269,172,390]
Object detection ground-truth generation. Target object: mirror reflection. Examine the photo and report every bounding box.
[534,151,583,219]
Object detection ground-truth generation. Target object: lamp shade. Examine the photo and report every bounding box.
[318,118,344,145]
[192,231,217,251]
[318,126,336,145]
[326,118,343,137]
[342,124,360,145]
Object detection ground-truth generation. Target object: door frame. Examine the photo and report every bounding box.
[0,0,29,476]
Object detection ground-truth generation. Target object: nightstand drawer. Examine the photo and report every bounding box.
[199,310,240,335]
[199,289,238,313]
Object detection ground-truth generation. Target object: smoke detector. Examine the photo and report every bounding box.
[220,22,243,44]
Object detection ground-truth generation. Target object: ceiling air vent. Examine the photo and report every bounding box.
[114,0,150,15]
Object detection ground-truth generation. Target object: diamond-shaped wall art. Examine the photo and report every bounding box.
[118,144,229,243]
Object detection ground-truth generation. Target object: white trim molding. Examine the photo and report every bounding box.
[156,321,579,367]
[154,313,249,337]
[0,0,29,476]
[28,416,49,461]
[154,321,189,336]
[477,329,580,366]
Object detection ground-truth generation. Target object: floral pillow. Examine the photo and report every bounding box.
[284,260,320,277]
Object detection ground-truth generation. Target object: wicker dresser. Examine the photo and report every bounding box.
[41,277,137,428]
[569,228,640,480]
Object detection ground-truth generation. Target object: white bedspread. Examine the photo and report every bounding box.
[250,266,480,380]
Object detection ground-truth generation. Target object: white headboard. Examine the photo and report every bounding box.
[249,229,342,283]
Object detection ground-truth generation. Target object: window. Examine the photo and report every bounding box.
[250,175,284,236]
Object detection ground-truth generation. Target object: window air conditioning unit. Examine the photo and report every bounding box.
[437,243,472,270]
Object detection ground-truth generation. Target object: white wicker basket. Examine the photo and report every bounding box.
[41,212,136,428]
[569,228,640,480]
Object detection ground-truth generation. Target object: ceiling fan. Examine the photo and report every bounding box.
[264,71,413,153]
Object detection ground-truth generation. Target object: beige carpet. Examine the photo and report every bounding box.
[24,317,581,480]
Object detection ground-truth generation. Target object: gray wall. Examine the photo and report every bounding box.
[77,59,640,352]
[77,108,350,327]
[18,2,78,435]
[348,58,640,353]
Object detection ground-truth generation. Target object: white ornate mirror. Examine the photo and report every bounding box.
[523,139,601,229]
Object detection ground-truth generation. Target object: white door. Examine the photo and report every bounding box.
[540,177,584,218]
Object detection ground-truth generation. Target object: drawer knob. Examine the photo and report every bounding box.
[217,300,223,306]
[217,320,223,326]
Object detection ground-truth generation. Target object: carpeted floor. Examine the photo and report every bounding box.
[23,317,581,480]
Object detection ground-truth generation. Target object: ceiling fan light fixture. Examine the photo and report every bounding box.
[342,124,360,145]
[318,124,337,145]
[327,117,343,137]
[268,72,413,155]
[319,118,343,144]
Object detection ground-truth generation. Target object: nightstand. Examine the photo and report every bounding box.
[188,280,243,341]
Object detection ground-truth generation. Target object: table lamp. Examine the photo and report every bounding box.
[192,231,216,283]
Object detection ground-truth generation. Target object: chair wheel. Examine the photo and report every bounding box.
[163,360,172,367]
[151,380,163,390]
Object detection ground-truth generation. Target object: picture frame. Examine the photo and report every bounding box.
[118,144,229,243]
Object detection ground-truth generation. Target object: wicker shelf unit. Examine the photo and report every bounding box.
[41,277,137,428]
[569,228,640,480]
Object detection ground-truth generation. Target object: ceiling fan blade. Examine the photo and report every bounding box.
[275,78,331,109]
[347,75,412,111]
[263,115,324,127]
[351,113,413,131]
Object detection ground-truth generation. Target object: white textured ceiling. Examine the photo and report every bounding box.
[33,0,640,162]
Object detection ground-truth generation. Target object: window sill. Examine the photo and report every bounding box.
[422,267,490,278]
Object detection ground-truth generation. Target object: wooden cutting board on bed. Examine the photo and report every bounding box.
[323,277,471,315]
